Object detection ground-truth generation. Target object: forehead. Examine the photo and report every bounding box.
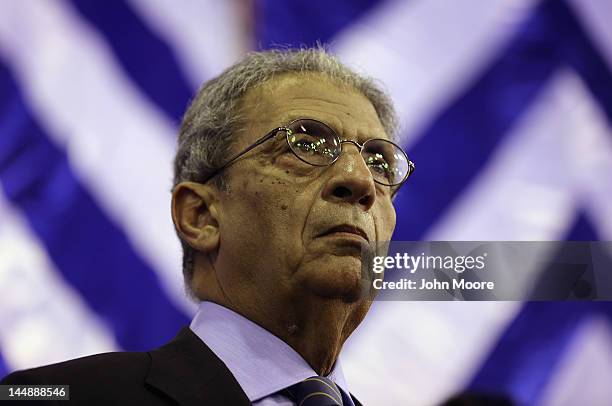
[239,73,388,142]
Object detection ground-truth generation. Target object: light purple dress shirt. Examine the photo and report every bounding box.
[190,301,355,406]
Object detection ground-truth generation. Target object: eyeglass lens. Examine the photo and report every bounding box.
[285,119,410,186]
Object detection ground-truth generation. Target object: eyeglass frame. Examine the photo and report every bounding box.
[201,118,415,192]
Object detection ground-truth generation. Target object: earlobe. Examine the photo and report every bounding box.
[171,182,220,253]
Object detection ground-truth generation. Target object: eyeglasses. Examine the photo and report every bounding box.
[203,118,415,189]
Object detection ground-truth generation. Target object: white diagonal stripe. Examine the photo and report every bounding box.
[343,301,521,406]
[568,0,612,72]
[539,316,612,406]
[427,70,612,241]
[0,191,118,372]
[128,0,249,87]
[334,0,538,146]
[0,0,195,317]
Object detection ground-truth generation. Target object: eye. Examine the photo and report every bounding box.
[365,154,392,178]
[293,138,318,155]
[285,119,341,165]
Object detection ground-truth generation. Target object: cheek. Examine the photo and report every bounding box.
[376,202,397,241]
[232,174,311,258]
[273,155,321,179]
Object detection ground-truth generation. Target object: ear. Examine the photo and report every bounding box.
[171,181,220,253]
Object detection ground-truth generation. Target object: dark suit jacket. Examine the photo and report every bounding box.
[1,327,363,405]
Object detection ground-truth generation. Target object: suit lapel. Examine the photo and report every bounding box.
[145,327,251,406]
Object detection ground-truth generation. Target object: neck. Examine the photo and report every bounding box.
[233,295,370,375]
[284,299,365,375]
[195,259,371,375]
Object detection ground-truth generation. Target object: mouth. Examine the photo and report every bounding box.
[318,224,369,242]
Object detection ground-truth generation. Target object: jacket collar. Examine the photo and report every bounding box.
[145,327,251,406]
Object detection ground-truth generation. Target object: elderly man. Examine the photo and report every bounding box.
[2,48,413,405]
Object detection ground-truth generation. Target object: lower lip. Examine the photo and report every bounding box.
[320,232,368,243]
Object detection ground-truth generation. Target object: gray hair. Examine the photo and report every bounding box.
[173,47,398,299]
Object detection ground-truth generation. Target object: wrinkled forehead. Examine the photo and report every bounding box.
[236,73,390,143]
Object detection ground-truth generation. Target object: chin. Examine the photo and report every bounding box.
[300,260,368,303]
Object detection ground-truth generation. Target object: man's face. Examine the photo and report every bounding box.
[213,73,396,313]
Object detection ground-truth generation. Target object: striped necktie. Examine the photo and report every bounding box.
[285,376,344,405]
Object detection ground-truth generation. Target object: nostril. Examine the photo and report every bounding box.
[332,186,352,199]
[359,195,372,206]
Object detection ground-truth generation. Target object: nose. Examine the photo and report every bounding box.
[321,143,376,211]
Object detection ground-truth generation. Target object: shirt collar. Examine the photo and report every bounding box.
[189,301,351,402]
